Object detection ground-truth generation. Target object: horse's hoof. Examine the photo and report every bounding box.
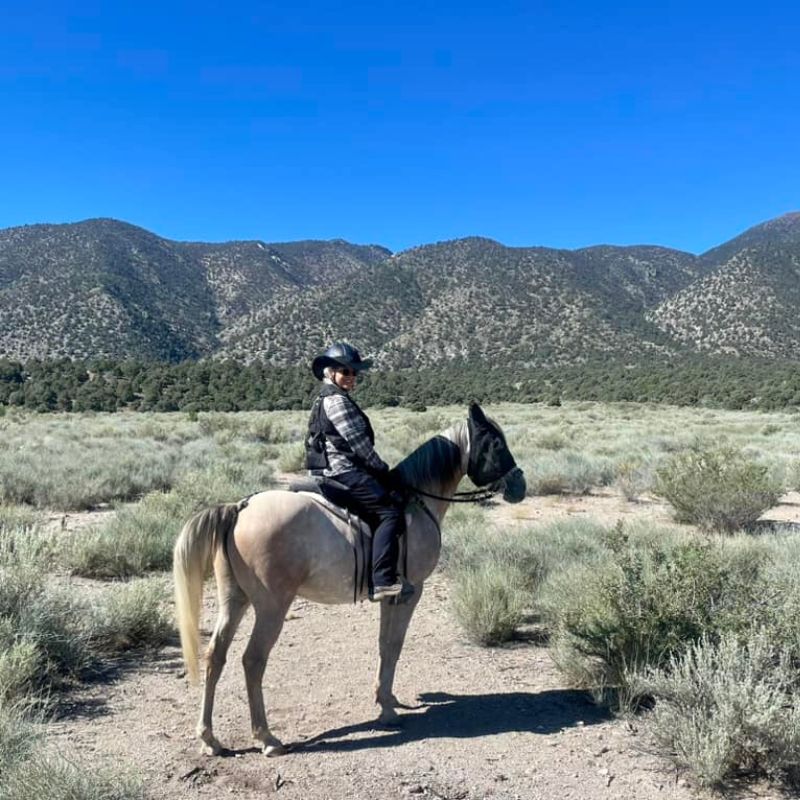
[378,710,401,727]
[263,742,288,757]
[200,738,224,756]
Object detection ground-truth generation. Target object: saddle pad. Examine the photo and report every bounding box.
[298,491,372,538]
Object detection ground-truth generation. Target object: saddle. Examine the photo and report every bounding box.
[287,476,409,603]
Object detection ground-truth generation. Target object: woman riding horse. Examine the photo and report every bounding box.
[306,342,406,601]
[174,401,526,756]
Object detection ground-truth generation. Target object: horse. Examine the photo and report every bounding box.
[173,402,526,756]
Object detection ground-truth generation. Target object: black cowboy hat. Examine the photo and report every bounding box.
[311,342,373,380]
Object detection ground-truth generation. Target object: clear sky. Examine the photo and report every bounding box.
[1,0,798,254]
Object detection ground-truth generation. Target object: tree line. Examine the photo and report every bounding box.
[1,356,799,413]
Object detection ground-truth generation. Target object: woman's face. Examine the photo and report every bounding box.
[332,366,357,392]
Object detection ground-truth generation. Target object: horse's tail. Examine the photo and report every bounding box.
[173,503,242,684]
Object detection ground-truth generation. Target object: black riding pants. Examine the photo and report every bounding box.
[328,470,404,587]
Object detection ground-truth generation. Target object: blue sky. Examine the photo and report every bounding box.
[1,0,798,253]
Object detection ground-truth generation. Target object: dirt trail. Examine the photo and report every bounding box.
[47,490,800,799]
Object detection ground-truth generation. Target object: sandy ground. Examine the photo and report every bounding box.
[46,489,800,800]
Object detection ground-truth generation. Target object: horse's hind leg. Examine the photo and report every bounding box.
[198,556,250,755]
[243,595,293,756]
[375,584,423,724]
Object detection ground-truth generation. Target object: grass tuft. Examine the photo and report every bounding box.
[654,446,780,533]
[635,630,800,789]
[451,563,527,646]
[86,578,173,653]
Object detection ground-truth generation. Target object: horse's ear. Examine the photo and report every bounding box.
[469,402,487,424]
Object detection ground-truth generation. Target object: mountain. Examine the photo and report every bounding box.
[648,213,800,359]
[700,211,800,267]
[0,220,389,362]
[215,235,714,367]
[0,219,216,361]
[0,214,798,366]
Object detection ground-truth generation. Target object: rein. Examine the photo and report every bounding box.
[400,463,522,505]
[406,485,497,503]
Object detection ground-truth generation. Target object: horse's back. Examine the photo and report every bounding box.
[229,489,359,605]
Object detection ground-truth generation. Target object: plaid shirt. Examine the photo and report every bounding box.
[322,383,388,477]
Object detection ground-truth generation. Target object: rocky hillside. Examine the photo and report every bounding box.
[1,214,798,366]
[0,220,388,362]
[648,213,800,359]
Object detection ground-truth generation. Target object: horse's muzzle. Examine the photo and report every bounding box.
[500,467,526,503]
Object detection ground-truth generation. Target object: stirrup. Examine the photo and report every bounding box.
[379,582,416,605]
[369,582,403,602]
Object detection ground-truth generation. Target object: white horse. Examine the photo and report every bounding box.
[173,403,526,756]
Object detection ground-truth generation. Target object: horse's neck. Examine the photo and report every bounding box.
[416,420,468,522]
[420,466,465,523]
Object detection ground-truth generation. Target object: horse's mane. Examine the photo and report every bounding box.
[394,421,467,493]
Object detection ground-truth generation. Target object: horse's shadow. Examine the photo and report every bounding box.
[51,645,185,722]
[288,689,610,754]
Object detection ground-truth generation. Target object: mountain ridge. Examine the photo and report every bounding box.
[1,213,798,366]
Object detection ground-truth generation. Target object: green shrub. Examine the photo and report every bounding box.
[0,753,144,800]
[541,526,764,706]
[635,630,800,789]
[654,446,781,533]
[443,519,545,589]
[247,416,275,443]
[0,507,41,533]
[450,563,527,646]
[0,438,178,510]
[15,589,95,687]
[750,539,800,662]
[443,518,610,645]
[87,578,172,653]
[196,411,244,436]
[61,459,274,579]
[62,492,186,579]
[534,431,568,451]
[521,519,610,593]
[0,638,39,706]
[277,443,305,473]
[524,451,615,496]
[786,461,800,492]
[439,505,493,571]
[1,526,171,701]
[0,702,41,782]
[614,459,655,501]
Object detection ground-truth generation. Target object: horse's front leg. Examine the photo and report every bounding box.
[374,585,423,725]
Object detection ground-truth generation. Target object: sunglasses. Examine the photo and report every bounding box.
[336,367,357,377]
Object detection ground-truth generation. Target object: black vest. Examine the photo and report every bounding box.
[305,383,376,474]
